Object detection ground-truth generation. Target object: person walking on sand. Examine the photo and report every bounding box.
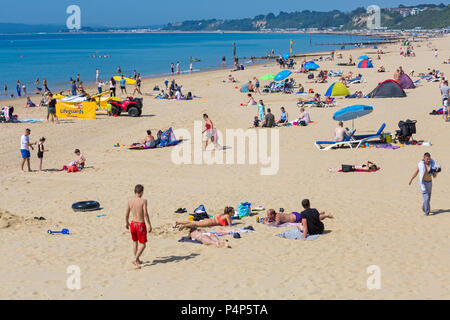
[125,184,152,269]
[409,152,441,216]
[202,113,215,150]
[20,128,37,173]
[133,74,142,96]
[176,61,180,74]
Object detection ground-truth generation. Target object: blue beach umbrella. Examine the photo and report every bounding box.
[333,104,373,130]
[358,55,370,60]
[274,70,292,82]
[282,53,290,60]
[304,61,320,70]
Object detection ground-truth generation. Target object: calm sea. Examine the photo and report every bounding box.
[0,32,366,96]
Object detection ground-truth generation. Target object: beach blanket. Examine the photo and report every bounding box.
[337,168,381,173]
[276,228,320,241]
[178,236,202,244]
[17,119,44,123]
[375,144,400,149]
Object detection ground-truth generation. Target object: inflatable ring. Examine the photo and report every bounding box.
[72,201,100,212]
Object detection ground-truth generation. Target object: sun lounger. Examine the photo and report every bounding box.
[315,123,387,150]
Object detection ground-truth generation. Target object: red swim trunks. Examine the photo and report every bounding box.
[130,221,147,243]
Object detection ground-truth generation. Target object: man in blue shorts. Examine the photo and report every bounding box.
[20,128,36,172]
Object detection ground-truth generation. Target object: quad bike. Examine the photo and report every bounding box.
[109,97,143,117]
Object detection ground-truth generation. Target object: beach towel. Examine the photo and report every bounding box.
[337,168,380,173]
[178,236,202,244]
[210,227,254,237]
[276,228,320,241]
[17,119,43,123]
[375,144,399,149]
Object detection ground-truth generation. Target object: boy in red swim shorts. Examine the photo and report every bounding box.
[125,184,152,269]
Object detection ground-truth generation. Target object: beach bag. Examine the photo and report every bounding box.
[237,202,251,218]
[308,73,314,79]
[341,165,354,172]
[194,204,206,214]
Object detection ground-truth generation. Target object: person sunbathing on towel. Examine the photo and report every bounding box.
[188,228,230,248]
[329,161,379,172]
[175,207,234,231]
[264,209,303,226]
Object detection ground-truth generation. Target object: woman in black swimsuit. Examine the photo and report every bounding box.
[37,137,47,171]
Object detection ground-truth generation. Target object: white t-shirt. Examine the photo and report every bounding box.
[21,134,29,151]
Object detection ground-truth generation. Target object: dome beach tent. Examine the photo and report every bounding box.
[357,59,373,68]
[366,80,406,98]
[398,73,415,89]
[324,82,350,97]
[304,61,320,70]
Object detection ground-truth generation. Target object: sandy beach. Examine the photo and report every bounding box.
[1,35,449,300]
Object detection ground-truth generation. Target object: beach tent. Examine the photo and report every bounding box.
[304,61,320,70]
[366,79,406,98]
[240,82,249,93]
[398,73,415,89]
[324,82,350,97]
[358,55,370,60]
[357,59,373,68]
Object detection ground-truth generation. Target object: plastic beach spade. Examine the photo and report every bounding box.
[47,228,70,235]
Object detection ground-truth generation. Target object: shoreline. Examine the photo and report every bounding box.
[0,37,394,103]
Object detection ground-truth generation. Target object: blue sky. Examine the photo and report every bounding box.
[0,0,447,26]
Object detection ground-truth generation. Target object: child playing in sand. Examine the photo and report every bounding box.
[125,184,152,268]
[37,137,48,171]
[253,116,260,128]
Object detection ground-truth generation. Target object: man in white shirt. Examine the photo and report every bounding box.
[20,128,36,172]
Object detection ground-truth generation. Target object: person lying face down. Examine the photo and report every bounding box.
[188,228,230,248]
[264,209,303,226]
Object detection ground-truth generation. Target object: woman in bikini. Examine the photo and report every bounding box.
[202,113,219,150]
[329,161,379,172]
[175,207,234,230]
[188,228,230,248]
